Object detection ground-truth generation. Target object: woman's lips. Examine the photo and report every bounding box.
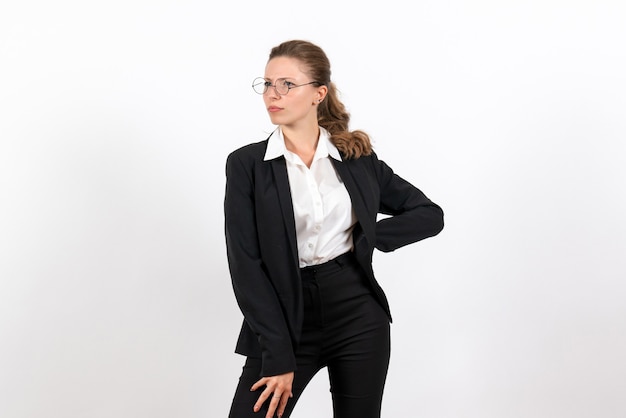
[268,106,283,112]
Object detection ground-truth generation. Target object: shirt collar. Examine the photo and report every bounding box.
[263,127,342,162]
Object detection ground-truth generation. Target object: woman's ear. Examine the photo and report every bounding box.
[315,85,328,104]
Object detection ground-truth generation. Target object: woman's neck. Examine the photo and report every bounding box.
[282,123,320,168]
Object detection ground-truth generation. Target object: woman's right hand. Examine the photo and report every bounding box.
[250,371,294,418]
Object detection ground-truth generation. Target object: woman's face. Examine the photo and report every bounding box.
[262,56,326,128]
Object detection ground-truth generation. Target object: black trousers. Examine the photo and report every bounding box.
[228,252,391,418]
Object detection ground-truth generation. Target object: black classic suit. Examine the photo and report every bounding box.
[224,137,444,378]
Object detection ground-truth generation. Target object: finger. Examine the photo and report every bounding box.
[250,377,268,392]
[266,393,282,418]
[277,394,290,417]
[253,387,273,413]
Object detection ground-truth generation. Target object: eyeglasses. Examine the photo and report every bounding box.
[252,77,323,95]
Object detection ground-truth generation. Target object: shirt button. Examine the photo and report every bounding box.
[308,243,314,248]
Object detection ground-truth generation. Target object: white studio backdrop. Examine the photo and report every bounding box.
[1,1,625,417]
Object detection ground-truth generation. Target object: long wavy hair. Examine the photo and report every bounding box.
[268,40,372,159]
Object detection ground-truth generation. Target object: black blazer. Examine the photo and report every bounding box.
[224,138,444,376]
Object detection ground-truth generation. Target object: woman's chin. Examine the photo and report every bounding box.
[268,114,285,126]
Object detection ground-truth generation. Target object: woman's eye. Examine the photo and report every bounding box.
[264,81,272,87]
[278,80,295,88]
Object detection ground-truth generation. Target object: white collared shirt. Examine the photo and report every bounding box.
[264,127,356,268]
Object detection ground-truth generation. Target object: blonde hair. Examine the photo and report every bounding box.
[269,40,373,159]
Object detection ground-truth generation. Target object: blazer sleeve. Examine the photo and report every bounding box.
[371,152,444,252]
[224,151,296,376]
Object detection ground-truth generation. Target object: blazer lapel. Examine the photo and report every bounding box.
[332,159,376,246]
[270,157,299,265]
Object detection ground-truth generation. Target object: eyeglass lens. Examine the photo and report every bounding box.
[252,78,292,95]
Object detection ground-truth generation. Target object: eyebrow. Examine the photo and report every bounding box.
[263,76,296,82]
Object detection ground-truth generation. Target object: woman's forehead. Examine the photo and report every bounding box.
[264,56,308,79]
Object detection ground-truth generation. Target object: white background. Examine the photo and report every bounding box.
[1,1,625,417]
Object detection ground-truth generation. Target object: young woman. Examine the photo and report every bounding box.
[224,39,444,418]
